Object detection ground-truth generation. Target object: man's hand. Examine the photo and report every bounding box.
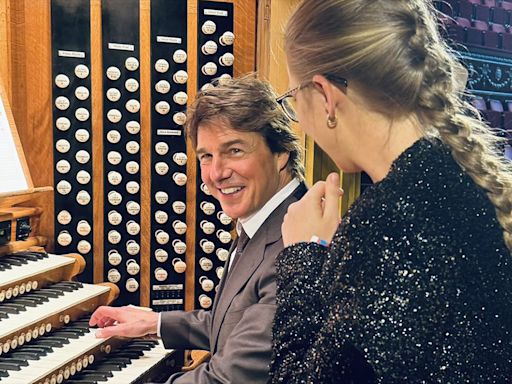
[89,305,159,338]
[282,172,342,247]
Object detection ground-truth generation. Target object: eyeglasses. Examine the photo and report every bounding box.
[276,74,348,123]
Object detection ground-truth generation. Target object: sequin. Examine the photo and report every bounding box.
[270,138,512,383]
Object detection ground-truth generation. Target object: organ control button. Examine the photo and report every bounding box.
[126,120,141,134]
[126,160,140,174]
[77,240,91,254]
[173,172,187,186]
[126,240,141,256]
[173,49,187,63]
[126,141,140,154]
[200,239,215,254]
[76,170,91,185]
[107,129,121,144]
[217,229,232,244]
[173,220,187,235]
[57,231,72,246]
[125,78,139,92]
[201,40,218,55]
[76,190,91,205]
[106,87,121,102]
[200,220,215,235]
[199,294,212,309]
[172,239,186,255]
[155,101,171,115]
[107,109,122,123]
[126,259,140,275]
[173,91,188,105]
[173,111,187,125]
[55,159,71,174]
[200,183,211,196]
[57,210,72,225]
[201,20,216,35]
[108,250,122,266]
[219,52,234,67]
[107,150,122,165]
[126,278,139,292]
[173,70,188,84]
[125,57,140,71]
[126,220,141,236]
[155,80,171,94]
[125,99,140,113]
[75,150,91,164]
[55,74,70,88]
[126,200,141,215]
[201,83,214,92]
[172,257,187,273]
[199,276,214,292]
[107,171,122,186]
[155,58,169,73]
[218,73,232,84]
[154,210,168,224]
[108,210,123,225]
[107,268,121,283]
[106,66,121,81]
[173,152,187,165]
[56,117,71,131]
[55,96,70,111]
[200,201,216,215]
[217,248,229,262]
[126,181,140,194]
[217,211,233,225]
[155,248,168,262]
[154,268,168,282]
[56,180,72,195]
[199,257,213,271]
[75,107,90,122]
[75,129,90,143]
[155,142,169,155]
[76,220,91,236]
[201,62,217,76]
[172,201,186,214]
[75,86,90,100]
[155,191,169,205]
[219,31,235,46]
[216,266,225,280]
[108,191,123,205]
[75,64,90,79]
[155,162,169,176]
[108,230,122,244]
[155,229,170,245]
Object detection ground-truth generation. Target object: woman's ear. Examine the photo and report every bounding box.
[312,74,343,119]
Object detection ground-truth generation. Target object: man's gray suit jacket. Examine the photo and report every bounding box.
[159,183,306,383]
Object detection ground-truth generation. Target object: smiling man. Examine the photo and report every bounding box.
[89,75,305,383]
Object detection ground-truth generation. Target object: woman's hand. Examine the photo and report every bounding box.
[282,172,343,247]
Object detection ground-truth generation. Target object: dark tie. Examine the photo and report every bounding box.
[229,227,249,273]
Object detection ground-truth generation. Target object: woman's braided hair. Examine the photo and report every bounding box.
[285,0,512,249]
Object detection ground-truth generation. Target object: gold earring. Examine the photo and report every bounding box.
[327,114,338,128]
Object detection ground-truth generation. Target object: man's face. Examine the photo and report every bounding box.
[196,120,290,220]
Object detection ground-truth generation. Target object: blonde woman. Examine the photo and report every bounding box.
[270,0,512,382]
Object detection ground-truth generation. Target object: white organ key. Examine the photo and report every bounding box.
[102,341,175,384]
[0,253,74,288]
[2,328,109,384]
[0,284,110,340]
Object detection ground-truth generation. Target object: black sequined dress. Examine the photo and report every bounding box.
[270,138,512,383]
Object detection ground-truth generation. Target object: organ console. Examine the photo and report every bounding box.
[0,79,181,383]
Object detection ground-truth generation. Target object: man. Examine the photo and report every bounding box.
[89,75,306,383]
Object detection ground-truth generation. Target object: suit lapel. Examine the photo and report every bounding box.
[209,182,307,351]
